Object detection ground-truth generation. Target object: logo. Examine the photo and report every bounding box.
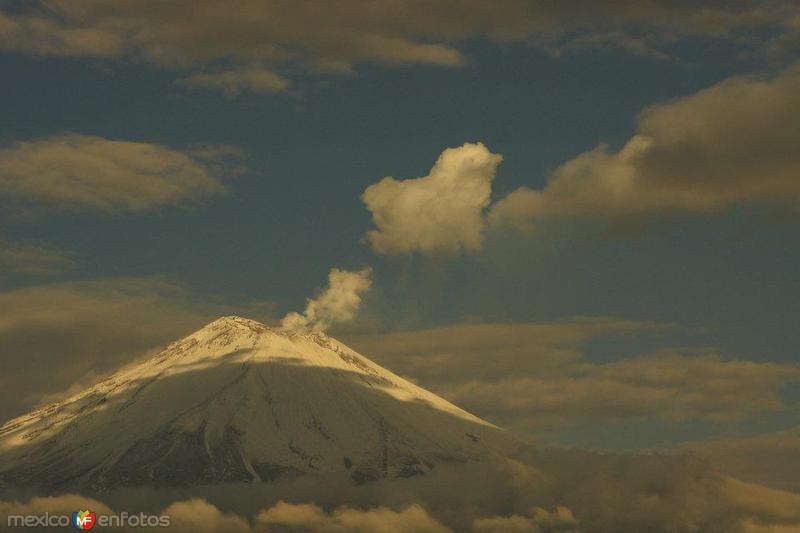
[72,510,96,530]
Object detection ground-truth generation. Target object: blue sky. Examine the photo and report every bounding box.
[1,1,799,454]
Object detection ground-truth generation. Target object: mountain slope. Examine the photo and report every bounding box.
[0,316,518,493]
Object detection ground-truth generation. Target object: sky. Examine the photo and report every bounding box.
[1,0,800,474]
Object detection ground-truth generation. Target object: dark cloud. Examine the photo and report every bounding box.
[0,1,797,94]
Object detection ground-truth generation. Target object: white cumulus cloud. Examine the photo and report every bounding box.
[362,142,502,255]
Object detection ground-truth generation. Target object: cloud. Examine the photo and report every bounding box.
[4,458,800,533]
[254,501,451,532]
[0,494,118,532]
[0,495,243,532]
[0,1,470,69]
[490,63,800,231]
[6,459,800,532]
[738,522,800,533]
[163,499,251,533]
[472,506,579,532]
[723,477,800,530]
[361,64,800,249]
[0,134,229,213]
[0,493,114,518]
[0,496,449,533]
[344,318,661,383]
[182,66,290,97]
[0,238,74,276]
[281,268,372,332]
[344,322,800,433]
[362,143,502,255]
[0,277,273,424]
[0,9,127,58]
[507,450,800,533]
[678,426,800,493]
[0,1,798,91]
[447,351,800,431]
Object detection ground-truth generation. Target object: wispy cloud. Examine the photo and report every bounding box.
[345,322,800,433]
[181,66,290,97]
[1,1,797,93]
[0,134,232,213]
[0,238,74,276]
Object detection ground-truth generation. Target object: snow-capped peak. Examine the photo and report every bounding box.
[0,316,519,492]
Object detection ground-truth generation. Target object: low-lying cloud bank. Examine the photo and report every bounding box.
[0,496,449,532]
[3,449,800,532]
[676,426,800,494]
[255,501,449,533]
[472,505,579,533]
[344,321,800,434]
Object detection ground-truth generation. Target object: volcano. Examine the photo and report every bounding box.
[0,316,518,493]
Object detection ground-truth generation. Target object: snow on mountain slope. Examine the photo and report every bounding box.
[0,316,519,492]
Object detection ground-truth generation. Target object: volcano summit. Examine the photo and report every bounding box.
[0,316,518,493]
